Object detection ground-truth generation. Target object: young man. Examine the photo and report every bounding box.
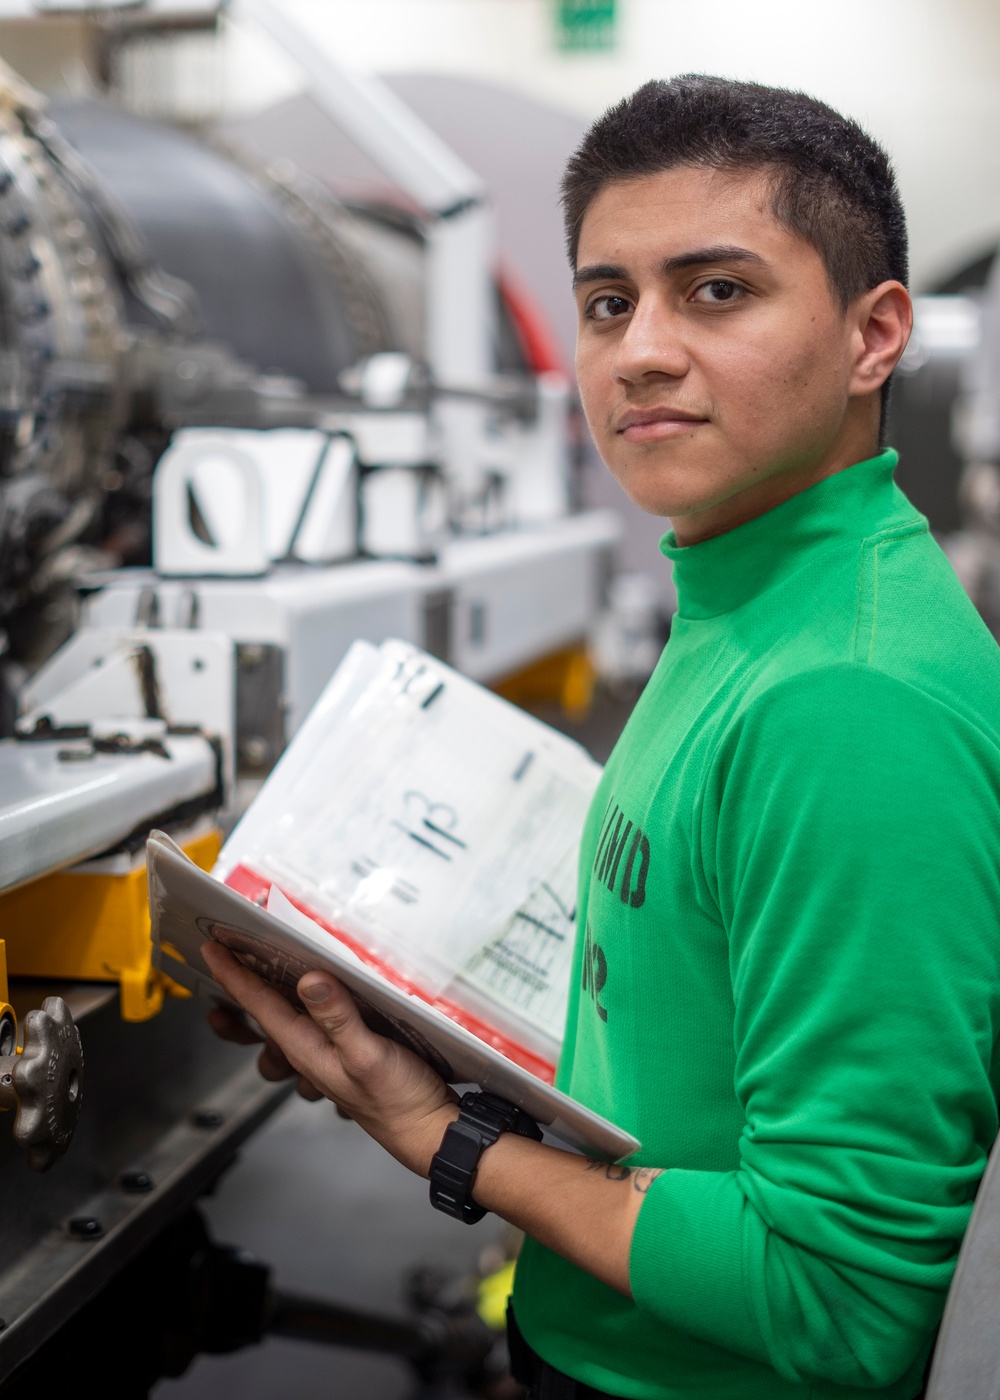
[206,76,1000,1399]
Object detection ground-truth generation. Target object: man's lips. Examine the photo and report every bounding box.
[616,409,709,443]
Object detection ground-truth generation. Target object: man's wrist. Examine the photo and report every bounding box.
[421,1103,460,1177]
[428,1092,543,1223]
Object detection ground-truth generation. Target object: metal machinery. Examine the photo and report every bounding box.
[891,249,1000,1400]
[0,2,617,1390]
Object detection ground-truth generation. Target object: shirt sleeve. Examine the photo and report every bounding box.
[629,662,1000,1390]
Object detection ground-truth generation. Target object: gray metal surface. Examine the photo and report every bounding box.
[48,98,385,394]
[0,984,291,1377]
[235,642,285,779]
[0,733,216,891]
[925,1132,1000,1398]
[157,1093,504,1400]
[889,314,974,535]
[221,75,584,370]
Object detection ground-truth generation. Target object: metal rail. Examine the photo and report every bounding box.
[0,986,293,1379]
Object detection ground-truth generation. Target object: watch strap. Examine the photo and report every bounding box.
[429,1091,542,1224]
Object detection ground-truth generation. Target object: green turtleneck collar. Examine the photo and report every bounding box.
[659,449,917,621]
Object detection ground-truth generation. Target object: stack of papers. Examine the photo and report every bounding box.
[213,640,602,1076]
[148,830,638,1160]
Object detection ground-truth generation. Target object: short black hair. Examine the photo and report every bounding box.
[562,75,908,308]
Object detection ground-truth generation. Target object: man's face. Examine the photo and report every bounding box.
[573,165,871,530]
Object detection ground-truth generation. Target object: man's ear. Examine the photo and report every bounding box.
[848,281,913,397]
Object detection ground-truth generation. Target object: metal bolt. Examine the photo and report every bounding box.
[192,1108,223,1129]
[239,644,266,667]
[119,1170,153,1194]
[68,1217,103,1240]
[239,736,270,769]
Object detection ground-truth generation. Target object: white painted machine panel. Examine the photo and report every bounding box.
[442,511,620,681]
[84,562,430,735]
[0,735,218,893]
[84,513,619,732]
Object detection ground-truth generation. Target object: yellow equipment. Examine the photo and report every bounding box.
[0,827,222,1022]
[493,644,595,719]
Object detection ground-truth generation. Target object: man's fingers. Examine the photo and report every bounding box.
[297,973,374,1067]
[204,946,389,1107]
[258,1039,295,1082]
[203,943,304,1042]
[207,1003,262,1046]
[203,944,354,1084]
[297,1077,326,1102]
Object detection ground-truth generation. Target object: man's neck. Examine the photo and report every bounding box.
[670,427,882,547]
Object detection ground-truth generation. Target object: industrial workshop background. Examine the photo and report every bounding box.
[0,2,999,1399]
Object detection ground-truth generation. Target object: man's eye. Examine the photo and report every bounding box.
[587,295,632,322]
[694,279,743,305]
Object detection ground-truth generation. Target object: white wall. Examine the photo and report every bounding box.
[224,0,1000,289]
[3,2,998,285]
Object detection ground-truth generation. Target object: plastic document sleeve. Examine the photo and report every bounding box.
[147,831,640,1163]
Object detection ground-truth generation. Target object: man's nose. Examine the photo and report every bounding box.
[612,297,689,384]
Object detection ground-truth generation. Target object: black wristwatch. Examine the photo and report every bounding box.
[429,1090,543,1223]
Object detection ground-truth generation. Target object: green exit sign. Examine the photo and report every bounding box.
[554,0,618,53]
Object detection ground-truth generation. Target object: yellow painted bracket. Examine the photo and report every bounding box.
[492,645,595,720]
[0,940,16,1057]
[0,829,221,1022]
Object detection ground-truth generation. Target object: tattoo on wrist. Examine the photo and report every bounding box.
[584,1160,664,1193]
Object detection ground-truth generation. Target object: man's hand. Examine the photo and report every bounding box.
[201,943,459,1175]
[205,1001,326,1102]
[201,941,657,1300]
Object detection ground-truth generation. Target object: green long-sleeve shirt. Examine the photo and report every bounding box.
[512,450,1000,1399]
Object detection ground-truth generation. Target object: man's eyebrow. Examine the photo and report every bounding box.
[572,263,627,289]
[572,246,767,289]
[662,245,766,274]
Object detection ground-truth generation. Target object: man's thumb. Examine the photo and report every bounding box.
[298,974,358,1039]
